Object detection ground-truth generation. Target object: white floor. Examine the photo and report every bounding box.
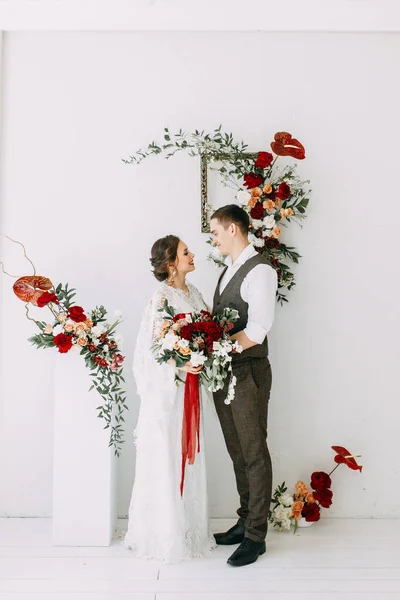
[0,518,399,600]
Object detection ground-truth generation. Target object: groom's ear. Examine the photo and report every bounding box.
[229,222,237,236]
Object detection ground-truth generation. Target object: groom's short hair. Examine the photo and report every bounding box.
[211,204,250,235]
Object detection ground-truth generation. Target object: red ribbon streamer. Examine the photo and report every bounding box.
[180,372,201,496]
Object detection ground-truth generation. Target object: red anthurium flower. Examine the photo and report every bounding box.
[270,132,306,160]
[13,276,53,306]
[331,446,362,472]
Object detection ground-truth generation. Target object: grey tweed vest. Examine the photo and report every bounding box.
[212,253,270,362]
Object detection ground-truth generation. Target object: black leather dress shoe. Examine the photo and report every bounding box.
[214,521,245,545]
[227,537,266,567]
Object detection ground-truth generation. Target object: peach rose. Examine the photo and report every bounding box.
[247,197,257,208]
[178,345,191,356]
[295,480,309,496]
[263,200,276,211]
[77,337,88,347]
[85,318,93,328]
[64,322,75,333]
[263,184,273,195]
[291,500,304,517]
[274,198,282,208]
[251,187,263,198]
[75,323,87,334]
[57,312,67,323]
[271,226,281,238]
[306,492,315,503]
[43,324,53,334]
[280,207,293,219]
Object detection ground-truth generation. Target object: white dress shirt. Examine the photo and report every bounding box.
[219,244,277,344]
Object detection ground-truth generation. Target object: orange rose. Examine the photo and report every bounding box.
[306,492,315,503]
[77,338,88,347]
[247,197,257,208]
[251,187,263,198]
[263,200,276,211]
[291,500,304,517]
[274,198,282,208]
[293,510,302,520]
[263,184,273,194]
[295,481,309,496]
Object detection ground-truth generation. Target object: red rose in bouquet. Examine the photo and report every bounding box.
[53,333,73,354]
[313,488,333,508]
[173,313,188,322]
[68,305,87,323]
[37,291,59,307]
[250,202,265,220]
[277,182,291,200]
[254,151,273,169]
[244,173,263,189]
[302,502,321,522]
[310,471,332,491]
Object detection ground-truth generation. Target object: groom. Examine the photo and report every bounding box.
[210,204,277,567]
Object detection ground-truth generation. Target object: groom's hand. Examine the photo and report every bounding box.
[230,330,259,350]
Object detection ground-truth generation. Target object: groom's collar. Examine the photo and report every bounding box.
[225,244,256,268]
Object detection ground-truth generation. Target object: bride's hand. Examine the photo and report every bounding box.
[179,362,203,375]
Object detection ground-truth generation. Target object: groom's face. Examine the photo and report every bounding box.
[210,218,234,256]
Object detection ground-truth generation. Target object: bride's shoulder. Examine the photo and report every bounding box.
[149,282,174,307]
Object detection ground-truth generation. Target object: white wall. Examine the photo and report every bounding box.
[0,31,399,519]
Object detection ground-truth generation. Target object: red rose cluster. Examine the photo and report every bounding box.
[180,321,223,352]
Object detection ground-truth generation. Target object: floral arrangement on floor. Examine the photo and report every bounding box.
[1,235,127,456]
[154,299,242,404]
[124,127,311,304]
[269,446,362,533]
[154,299,242,495]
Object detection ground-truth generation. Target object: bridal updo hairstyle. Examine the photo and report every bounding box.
[211,204,249,235]
[150,234,180,282]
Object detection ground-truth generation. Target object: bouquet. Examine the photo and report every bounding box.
[269,446,362,533]
[153,300,242,494]
[12,272,127,456]
[154,300,242,403]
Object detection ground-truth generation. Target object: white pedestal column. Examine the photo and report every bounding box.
[52,352,117,546]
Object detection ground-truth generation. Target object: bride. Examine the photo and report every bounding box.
[124,234,216,563]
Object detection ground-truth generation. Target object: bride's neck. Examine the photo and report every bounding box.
[169,273,187,291]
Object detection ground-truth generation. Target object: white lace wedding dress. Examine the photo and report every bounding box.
[124,281,216,563]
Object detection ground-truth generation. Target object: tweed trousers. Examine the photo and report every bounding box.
[214,357,272,542]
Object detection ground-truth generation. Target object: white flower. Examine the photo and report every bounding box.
[190,352,206,367]
[91,325,107,339]
[224,375,237,405]
[280,493,294,507]
[113,309,123,319]
[177,338,190,349]
[70,344,81,354]
[161,332,179,351]
[114,333,123,348]
[274,505,292,523]
[237,190,251,204]
[251,219,264,229]
[52,325,63,337]
[263,215,276,229]
[280,518,292,531]
[185,313,193,323]
[232,341,243,354]
[103,344,109,353]
[248,233,264,248]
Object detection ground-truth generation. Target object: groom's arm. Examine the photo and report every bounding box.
[230,264,277,349]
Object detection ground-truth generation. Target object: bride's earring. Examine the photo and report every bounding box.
[167,267,177,285]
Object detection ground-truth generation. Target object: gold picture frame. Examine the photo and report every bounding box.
[200,152,258,233]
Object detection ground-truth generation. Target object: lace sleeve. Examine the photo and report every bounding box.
[187,283,210,312]
[132,287,177,416]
